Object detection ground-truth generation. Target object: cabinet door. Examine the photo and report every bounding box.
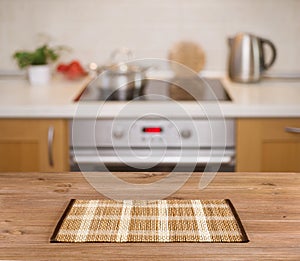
[236,118,300,172]
[0,119,69,172]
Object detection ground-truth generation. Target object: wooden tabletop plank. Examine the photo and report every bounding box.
[1,172,300,260]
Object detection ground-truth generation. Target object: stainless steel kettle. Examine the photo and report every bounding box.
[228,32,277,83]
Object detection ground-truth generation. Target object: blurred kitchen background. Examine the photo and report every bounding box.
[0,0,299,72]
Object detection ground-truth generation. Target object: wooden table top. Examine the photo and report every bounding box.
[0,172,299,260]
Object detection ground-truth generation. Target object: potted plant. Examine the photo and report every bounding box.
[13,44,65,85]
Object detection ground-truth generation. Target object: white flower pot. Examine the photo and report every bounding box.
[28,65,51,85]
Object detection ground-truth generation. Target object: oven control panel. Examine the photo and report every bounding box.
[71,118,235,148]
[127,119,183,147]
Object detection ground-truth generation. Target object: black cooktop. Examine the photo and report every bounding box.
[79,77,231,102]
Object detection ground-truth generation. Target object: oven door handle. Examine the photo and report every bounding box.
[72,155,234,165]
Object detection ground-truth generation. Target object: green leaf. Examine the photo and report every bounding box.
[31,46,47,65]
[12,44,68,69]
[13,52,34,68]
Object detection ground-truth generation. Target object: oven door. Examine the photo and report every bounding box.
[70,147,235,172]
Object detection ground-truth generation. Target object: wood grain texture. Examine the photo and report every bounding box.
[168,41,205,74]
[0,172,300,260]
[236,118,300,172]
[0,119,69,172]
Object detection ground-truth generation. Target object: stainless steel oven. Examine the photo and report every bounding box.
[70,117,235,172]
[70,77,235,172]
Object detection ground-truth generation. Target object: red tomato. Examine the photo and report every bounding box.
[57,63,69,72]
[70,61,85,73]
[65,62,86,79]
[57,60,86,79]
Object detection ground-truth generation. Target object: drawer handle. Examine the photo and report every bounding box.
[48,126,54,167]
[285,127,300,134]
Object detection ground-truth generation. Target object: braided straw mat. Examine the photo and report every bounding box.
[51,199,248,243]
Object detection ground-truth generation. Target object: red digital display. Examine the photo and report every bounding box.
[143,127,163,133]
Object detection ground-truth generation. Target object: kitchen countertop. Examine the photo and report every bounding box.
[0,172,299,260]
[0,73,300,118]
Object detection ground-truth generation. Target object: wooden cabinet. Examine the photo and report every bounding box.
[236,118,300,172]
[0,119,69,172]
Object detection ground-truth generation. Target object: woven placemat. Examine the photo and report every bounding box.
[51,199,248,243]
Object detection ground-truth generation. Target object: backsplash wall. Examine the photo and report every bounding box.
[1,0,299,72]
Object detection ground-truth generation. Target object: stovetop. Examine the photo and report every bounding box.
[79,77,231,102]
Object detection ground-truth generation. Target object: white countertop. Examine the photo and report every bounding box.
[0,73,300,119]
